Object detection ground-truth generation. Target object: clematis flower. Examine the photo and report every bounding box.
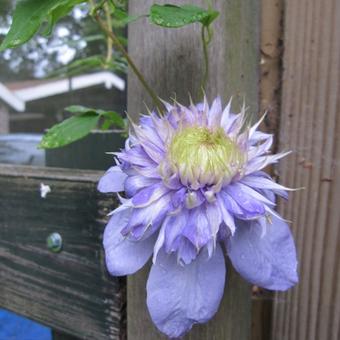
[98,97,298,338]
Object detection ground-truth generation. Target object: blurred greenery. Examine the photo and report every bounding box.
[0,0,127,81]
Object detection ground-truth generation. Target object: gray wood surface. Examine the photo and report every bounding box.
[0,164,125,340]
[0,104,9,134]
[271,0,340,339]
[127,0,260,339]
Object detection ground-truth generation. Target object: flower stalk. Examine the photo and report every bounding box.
[201,25,214,93]
[104,3,113,64]
[91,1,163,112]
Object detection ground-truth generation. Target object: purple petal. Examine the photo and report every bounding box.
[248,113,266,139]
[139,114,154,127]
[227,216,298,290]
[184,190,205,209]
[150,113,176,143]
[245,151,291,175]
[182,208,211,249]
[132,123,164,163]
[122,192,172,239]
[97,166,127,193]
[170,187,186,211]
[153,225,166,262]
[208,96,222,128]
[132,183,169,207]
[205,202,222,238]
[232,182,276,207]
[176,237,198,264]
[124,175,159,197]
[240,174,290,199]
[224,185,266,219]
[137,117,165,150]
[147,244,226,338]
[216,197,236,234]
[163,210,189,252]
[118,145,157,168]
[103,206,156,276]
[162,173,182,190]
[220,98,232,128]
[132,164,162,179]
[247,135,273,160]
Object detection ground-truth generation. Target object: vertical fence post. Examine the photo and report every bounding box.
[272,0,340,339]
[127,0,260,338]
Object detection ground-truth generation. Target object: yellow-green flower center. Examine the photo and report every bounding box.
[168,126,245,187]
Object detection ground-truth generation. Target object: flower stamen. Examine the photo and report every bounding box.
[167,126,245,188]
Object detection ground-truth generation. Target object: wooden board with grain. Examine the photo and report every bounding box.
[271,0,340,339]
[127,0,260,339]
[0,164,124,340]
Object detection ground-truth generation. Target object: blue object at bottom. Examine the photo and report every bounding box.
[0,309,51,340]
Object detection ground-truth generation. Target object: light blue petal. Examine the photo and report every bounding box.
[208,96,222,127]
[223,186,266,219]
[124,175,159,197]
[227,216,298,290]
[164,210,188,252]
[97,166,127,193]
[103,206,155,276]
[132,183,169,207]
[147,244,226,338]
[122,192,172,239]
[182,208,211,249]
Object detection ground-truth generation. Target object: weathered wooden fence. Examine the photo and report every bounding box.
[272,0,340,339]
[0,165,124,339]
[0,0,339,339]
[128,0,259,339]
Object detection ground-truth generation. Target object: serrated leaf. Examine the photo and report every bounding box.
[38,113,99,149]
[0,0,86,51]
[149,4,218,28]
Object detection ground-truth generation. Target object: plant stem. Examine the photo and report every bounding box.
[92,3,163,112]
[104,3,113,64]
[201,25,209,92]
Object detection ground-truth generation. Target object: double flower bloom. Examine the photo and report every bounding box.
[98,97,298,338]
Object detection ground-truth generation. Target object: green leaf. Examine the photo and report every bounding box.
[38,113,99,149]
[100,110,125,129]
[65,105,125,129]
[201,10,220,26]
[0,0,86,51]
[101,119,113,131]
[112,8,144,27]
[43,0,85,36]
[149,4,218,28]
[48,56,106,77]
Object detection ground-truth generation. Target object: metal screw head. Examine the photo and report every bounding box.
[46,232,63,253]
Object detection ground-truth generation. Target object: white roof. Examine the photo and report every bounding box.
[0,71,125,112]
[0,83,25,111]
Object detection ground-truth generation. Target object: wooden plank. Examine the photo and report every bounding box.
[0,104,9,133]
[252,1,284,339]
[271,0,340,339]
[0,164,124,340]
[127,0,260,339]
